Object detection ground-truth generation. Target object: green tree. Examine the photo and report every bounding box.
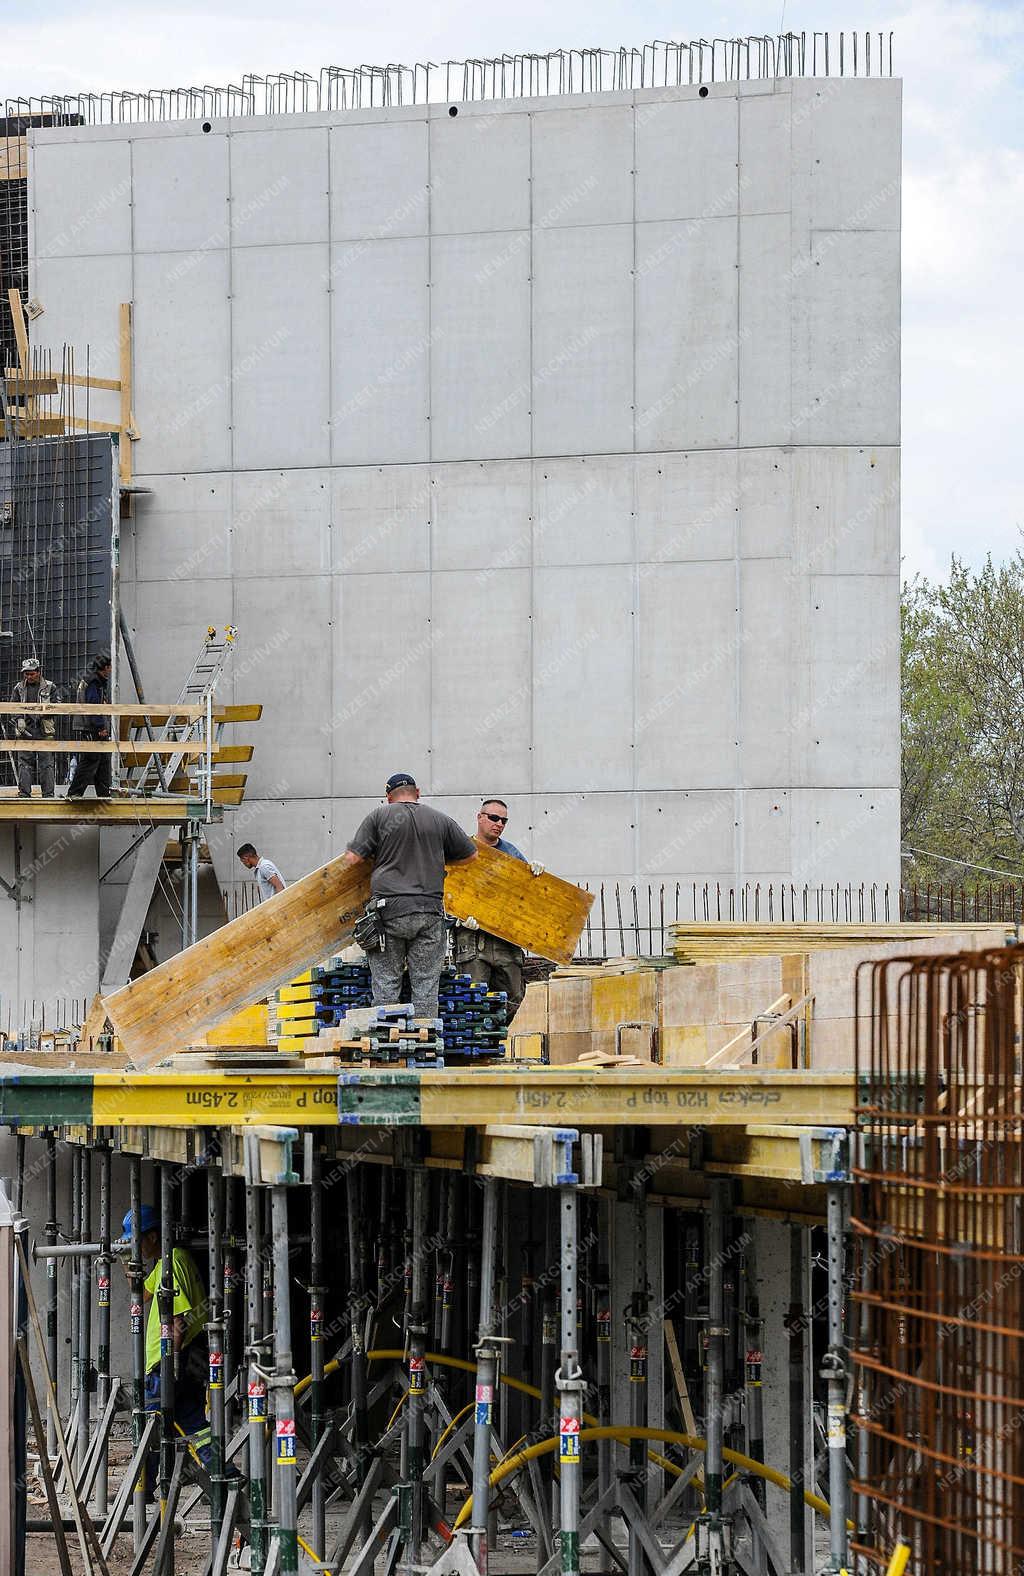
[902,553,1024,882]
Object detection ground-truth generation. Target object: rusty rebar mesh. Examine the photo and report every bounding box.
[852,946,1024,1574]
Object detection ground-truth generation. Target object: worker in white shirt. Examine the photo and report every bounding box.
[236,842,286,901]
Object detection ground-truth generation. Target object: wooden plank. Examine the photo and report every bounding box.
[5,739,206,755]
[11,416,64,436]
[0,702,220,718]
[6,289,29,368]
[103,848,591,1062]
[168,773,248,791]
[69,417,122,434]
[213,745,255,763]
[129,703,263,725]
[0,139,27,180]
[103,856,374,1065]
[212,787,245,806]
[444,841,593,965]
[5,368,122,391]
[3,374,59,395]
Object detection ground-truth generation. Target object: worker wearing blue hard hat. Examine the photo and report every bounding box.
[118,1205,212,1497]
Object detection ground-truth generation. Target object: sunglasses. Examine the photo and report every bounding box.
[483,812,507,825]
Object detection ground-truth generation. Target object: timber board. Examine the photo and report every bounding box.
[444,841,593,965]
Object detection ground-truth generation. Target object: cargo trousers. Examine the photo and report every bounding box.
[454,929,525,1019]
[368,910,448,1020]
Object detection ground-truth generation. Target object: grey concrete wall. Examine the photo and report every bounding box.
[22,79,901,955]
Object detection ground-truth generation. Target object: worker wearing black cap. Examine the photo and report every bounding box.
[343,773,477,1019]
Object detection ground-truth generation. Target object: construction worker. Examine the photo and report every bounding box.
[236,842,286,900]
[67,650,112,799]
[117,1204,212,1496]
[343,772,477,1019]
[454,798,539,1018]
[10,656,57,798]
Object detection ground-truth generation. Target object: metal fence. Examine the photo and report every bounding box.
[1,32,894,127]
[576,881,1024,957]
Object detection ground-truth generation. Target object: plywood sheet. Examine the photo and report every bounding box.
[444,843,593,966]
[104,857,373,1066]
[105,844,590,1062]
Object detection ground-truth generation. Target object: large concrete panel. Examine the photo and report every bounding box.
[792,230,900,446]
[329,120,429,240]
[133,473,232,582]
[532,565,634,793]
[230,126,329,247]
[429,111,530,235]
[332,466,431,575]
[430,462,531,572]
[635,450,738,564]
[429,232,532,461]
[532,224,634,455]
[233,469,331,578]
[792,79,901,234]
[738,89,792,215]
[790,788,900,885]
[429,568,532,792]
[635,95,738,222]
[636,561,736,790]
[738,559,794,786]
[132,248,232,473]
[330,572,431,797]
[31,139,132,258]
[792,447,900,575]
[636,791,735,878]
[31,253,131,390]
[534,456,634,566]
[132,132,230,253]
[738,213,792,447]
[530,106,634,228]
[798,573,900,787]
[329,238,430,464]
[636,217,738,450]
[234,576,332,798]
[530,792,636,880]
[231,244,331,469]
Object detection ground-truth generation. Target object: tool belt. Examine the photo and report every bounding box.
[354,899,387,953]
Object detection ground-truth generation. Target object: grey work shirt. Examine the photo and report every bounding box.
[348,801,476,917]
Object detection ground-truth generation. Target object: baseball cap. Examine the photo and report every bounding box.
[386,773,417,793]
[21,656,40,672]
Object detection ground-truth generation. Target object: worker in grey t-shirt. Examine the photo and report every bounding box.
[343,772,476,1019]
[236,842,286,902]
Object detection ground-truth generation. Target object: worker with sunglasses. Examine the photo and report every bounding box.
[454,798,542,1019]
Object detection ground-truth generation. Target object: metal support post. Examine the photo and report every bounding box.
[245,1181,269,1576]
[788,1225,811,1575]
[68,1147,80,1461]
[556,1185,585,1576]
[470,1177,500,1575]
[93,1144,112,1518]
[223,1177,238,1438]
[594,1241,614,1564]
[207,1160,227,1546]
[45,1132,59,1460]
[743,1235,766,1513]
[347,1165,372,1548]
[406,1167,429,1563]
[696,1178,733,1575]
[271,1185,299,1576]
[158,1162,176,1573]
[625,1178,650,1576]
[128,1156,148,1554]
[77,1146,93,1476]
[539,1195,557,1528]
[308,1144,327,1561]
[819,1181,850,1575]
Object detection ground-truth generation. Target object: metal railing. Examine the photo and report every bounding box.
[2,32,894,127]
[575,880,1024,957]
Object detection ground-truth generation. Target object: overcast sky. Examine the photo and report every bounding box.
[3,2,1021,584]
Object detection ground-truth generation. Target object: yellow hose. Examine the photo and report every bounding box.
[451,1427,850,1533]
[383,1390,408,1433]
[885,1545,911,1576]
[431,1401,475,1462]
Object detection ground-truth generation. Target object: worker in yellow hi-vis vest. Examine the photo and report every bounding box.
[118,1205,211,1497]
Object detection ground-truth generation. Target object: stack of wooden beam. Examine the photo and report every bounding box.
[667,921,1006,964]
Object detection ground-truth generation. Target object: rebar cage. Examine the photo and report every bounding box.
[852,946,1024,1572]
